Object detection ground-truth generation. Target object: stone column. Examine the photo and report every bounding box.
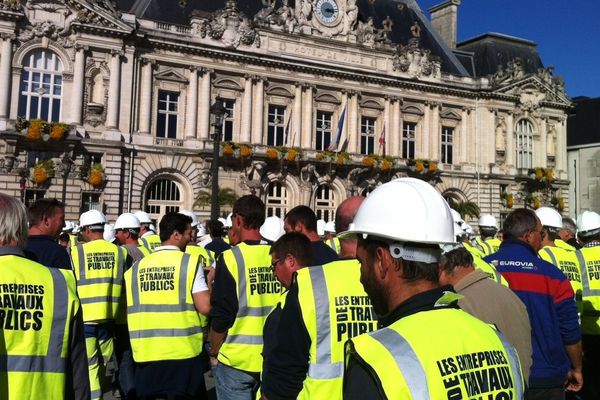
[383,97,391,156]
[138,59,153,134]
[556,118,566,175]
[241,75,253,143]
[106,50,123,129]
[539,118,547,168]
[184,67,198,139]
[460,108,469,163]
[301,84,313,149]
[430,103,440,160]
[505,113,515,168]
[251,77,264,145]
[197,68,211,140]
[70,46,86,124]
[292,83,302,147]
[390,97,401,157]
[348,91,359,153]
[0,34,14,119]
[420,104,431,159]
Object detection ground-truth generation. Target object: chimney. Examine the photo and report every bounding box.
[428,0,461,48]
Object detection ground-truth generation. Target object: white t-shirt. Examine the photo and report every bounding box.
[154,246,208,294]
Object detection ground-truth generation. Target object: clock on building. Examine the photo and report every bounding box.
[314,0,341,25]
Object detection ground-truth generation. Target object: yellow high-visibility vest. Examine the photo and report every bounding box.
[297,259,377,399]
[575,246,600,335]
[475,237,501,256]
[555,239,576,251]
[217,243,281,372]
[540,245,583,312]
[347,306,524,399]
[1,254,80,399]
[138,233,161,253]
[325,237,341,255]
[125,249,205,362]
[71,239,125,322]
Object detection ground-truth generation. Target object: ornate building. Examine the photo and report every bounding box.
[0,0,571,225]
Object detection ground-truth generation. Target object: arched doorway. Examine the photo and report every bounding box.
[144,178,185,224]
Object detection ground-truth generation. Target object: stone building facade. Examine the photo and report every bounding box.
[0,0,571,225]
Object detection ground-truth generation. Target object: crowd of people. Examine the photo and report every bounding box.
[1,176,599,400]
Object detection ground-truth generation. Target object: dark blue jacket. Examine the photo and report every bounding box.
[485,240,581,388]
[24,235,72,270]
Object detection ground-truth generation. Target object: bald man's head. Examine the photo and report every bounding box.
[335,196,365,234]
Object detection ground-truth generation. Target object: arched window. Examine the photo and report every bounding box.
[145,178,183,222]
[315,185,336,222]
[516,120,534,169]
[18,49,63,121]
[265,182,288,218]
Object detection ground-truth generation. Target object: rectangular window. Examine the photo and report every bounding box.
[80,192,101,214]
[360,117,376,155]
[402,122,416,159]
[23,189,45,208]
[441,126,454,164]
[267,104,286,146]
[315,111,333,151]
[222,99,235,142]
[157,90,179,139]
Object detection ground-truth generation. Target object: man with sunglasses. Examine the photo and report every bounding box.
[485,208,583,400]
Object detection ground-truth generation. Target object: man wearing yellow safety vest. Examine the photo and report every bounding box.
[439,246,532,381]
[342,178,524,400]
[323,221,341,254]
[135,210,161,253]
[536,207,583,310]
[125,212,211,399]
[559,217,581,250]
[575,211,600,399]
[113,212,148,399]
[474,214,502,256]
[71,209,128,400]
[262,196,377,400]
[0,193,90,400]
[209,195,282,399]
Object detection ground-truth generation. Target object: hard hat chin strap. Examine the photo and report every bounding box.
[388,243,441,264]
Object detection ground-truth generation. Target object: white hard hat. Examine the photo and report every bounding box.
[342,178,455,245]
[178,210,199,227]
[317,219,326,236]
[62,221,74,233]
[324,221,336,234]
[577,211,600,236]
[225,213,233,228]
[463,223,474,235]
[535,207,563,229]
[134,211,152,224]
[197,223,206,237]
[103,224,116,242]
[149,224,157,233]
[114,213,141,230]
[73,224,80,234]
[260,216,285,242]
[80,210,106,227]
[478,214,498,229]
[218,217,227,227]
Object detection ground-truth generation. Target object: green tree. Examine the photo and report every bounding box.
[453,201,481,220]
[194,187,239,209]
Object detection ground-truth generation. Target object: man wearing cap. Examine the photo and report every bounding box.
[24,198,72,270]
[135,211,161,253]
[343,178,524,400]
[485,208,582,399]
[284,206,338,266]
[475,214,502,256]
[575,211,600,399]
[71,209,128,400]
[536,207,583,311]
[262,196,377,400]
[209,195,282,399]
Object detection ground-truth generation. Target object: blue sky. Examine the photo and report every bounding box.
[419,0,600,98]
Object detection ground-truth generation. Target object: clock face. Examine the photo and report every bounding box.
[315,0,340,25]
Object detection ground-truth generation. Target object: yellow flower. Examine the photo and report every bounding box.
[415,160,424,173]
[506,194,514,208]
[362,157,375,167]
[266,148,279,159]
[380,160,392,171]
[428,162,437,173]
[33,166,48,183]
[546,169,554,183]
[240,145,252,158]
[316,152,325,161]
[223,144,234,156]
[286,149,298,161]
[533,197,541,209]
[535,168,544,181]
[336,155,345,165]
[27,120,43,141]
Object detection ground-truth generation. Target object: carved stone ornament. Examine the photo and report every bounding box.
[518,87,546,113]
[240,161,267,194]
[197,0,260,49]
[534,66,567,98]
[392,38,441,78]
[356,16,389,48]
[0,0,22,12]
[489,57,525,87]
[254,0,299,34]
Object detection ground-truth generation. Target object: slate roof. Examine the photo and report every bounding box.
[456,32,544,78]
[116,0,469,76]
[567,97,600,147]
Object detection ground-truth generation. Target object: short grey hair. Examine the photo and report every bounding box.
[0,193,28,247]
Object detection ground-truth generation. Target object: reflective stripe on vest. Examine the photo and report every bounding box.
[495,331,525,399]
[128,253,200,338]
[543,247,559,266]
[576,250,600,297]
[0,267,68,374]
[307,266,343,379]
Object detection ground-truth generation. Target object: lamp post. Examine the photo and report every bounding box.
[210,98,226,220]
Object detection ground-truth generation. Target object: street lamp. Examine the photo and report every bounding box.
[210,98,227,220]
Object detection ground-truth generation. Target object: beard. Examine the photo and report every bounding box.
[360,265,388,316]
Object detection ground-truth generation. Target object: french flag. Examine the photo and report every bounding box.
[327,105,347,152]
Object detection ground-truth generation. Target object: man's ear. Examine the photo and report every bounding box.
[374,246,390,280]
